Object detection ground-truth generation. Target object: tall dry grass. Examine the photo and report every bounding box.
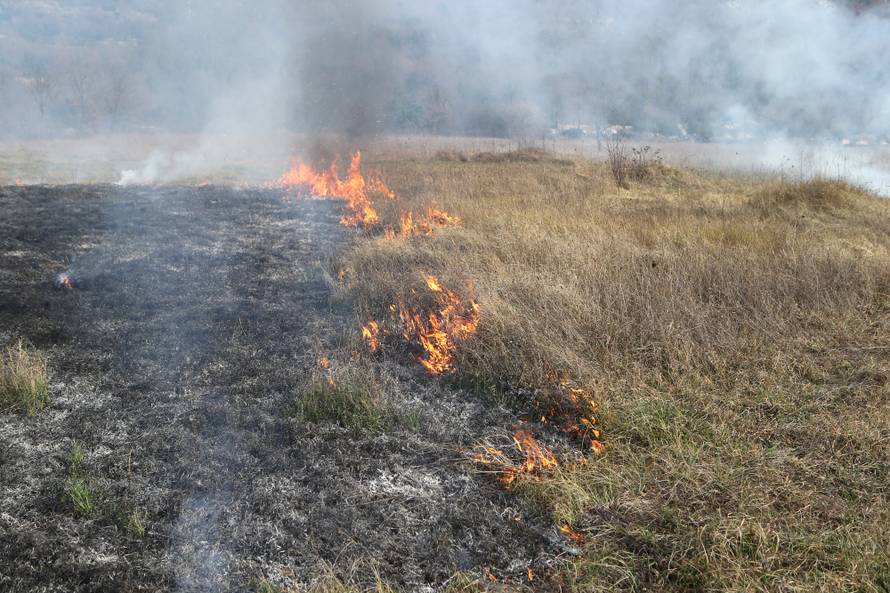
[340,150,890,591]
[346,153,889,391]
[0,340,49,415]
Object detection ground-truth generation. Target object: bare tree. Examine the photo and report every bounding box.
[24,63,54,119]
[102,60,132,130]
[66,58,96,132]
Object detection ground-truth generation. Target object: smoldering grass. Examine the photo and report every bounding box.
[0,339,49,415]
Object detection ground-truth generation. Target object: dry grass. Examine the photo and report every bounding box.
[0,340,49,415]
[340,149,890,591]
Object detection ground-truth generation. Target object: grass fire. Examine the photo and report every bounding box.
[2,2,890,593]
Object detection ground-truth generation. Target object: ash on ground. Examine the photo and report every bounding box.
[0,185,553,592]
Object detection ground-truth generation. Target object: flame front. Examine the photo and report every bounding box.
[274,151,395,228]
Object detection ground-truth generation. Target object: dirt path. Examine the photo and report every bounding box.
[0,185,553,592]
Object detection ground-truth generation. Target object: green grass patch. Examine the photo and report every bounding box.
[0,340,49,415]
[64,442,96,517]
[122,509,146,538]
[292,380,419,436]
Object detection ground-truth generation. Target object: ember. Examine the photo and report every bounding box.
[54,273,74,290]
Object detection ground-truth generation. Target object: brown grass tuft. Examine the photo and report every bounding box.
[0,340,49,415]
[753,176,870,212]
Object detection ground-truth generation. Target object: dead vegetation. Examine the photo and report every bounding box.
[339,148,890,591]
[0,339,49,415]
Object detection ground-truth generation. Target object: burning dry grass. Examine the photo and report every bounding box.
[0,340,49,415]
[336,150,890,591]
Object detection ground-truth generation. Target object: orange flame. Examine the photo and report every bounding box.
[513,428,559,474]
[538,369,603,453]
[392,207,461,239]
[472,428,559,487]
[361,320,381,352]
[15,179,25,186]
[472,428,558,486]
[397,274,480,374]
[317,354,335,386]
[559,525,586,545]
[274,151,395,228]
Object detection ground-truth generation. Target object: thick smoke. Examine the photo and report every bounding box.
[294,0,890,140]
[0,1,887,149]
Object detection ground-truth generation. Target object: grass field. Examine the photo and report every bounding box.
[2,136,889,591]
[340,148,890,592]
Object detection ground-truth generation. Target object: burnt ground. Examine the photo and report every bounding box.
[0,185,560,592]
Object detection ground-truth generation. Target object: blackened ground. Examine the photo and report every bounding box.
[0,185,556,592]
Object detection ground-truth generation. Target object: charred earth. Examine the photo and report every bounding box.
[0,185,553,592]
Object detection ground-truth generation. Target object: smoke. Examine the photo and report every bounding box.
[291,0,890,140]
[1,0,889,181]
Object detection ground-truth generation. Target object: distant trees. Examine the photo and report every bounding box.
[9,50,139,137]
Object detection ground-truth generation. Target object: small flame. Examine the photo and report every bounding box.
[423,274,442,292]
[317,354,336,386]
[472,428,558,486]
[361,320,381,352]
[15,178,25,186]
[513,428,559,473]
[537,370,603,452]
[391,207,461,239]
[559,524,586,545]
[55,273,74,290]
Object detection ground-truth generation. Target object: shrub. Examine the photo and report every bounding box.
[605,137,630,188]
